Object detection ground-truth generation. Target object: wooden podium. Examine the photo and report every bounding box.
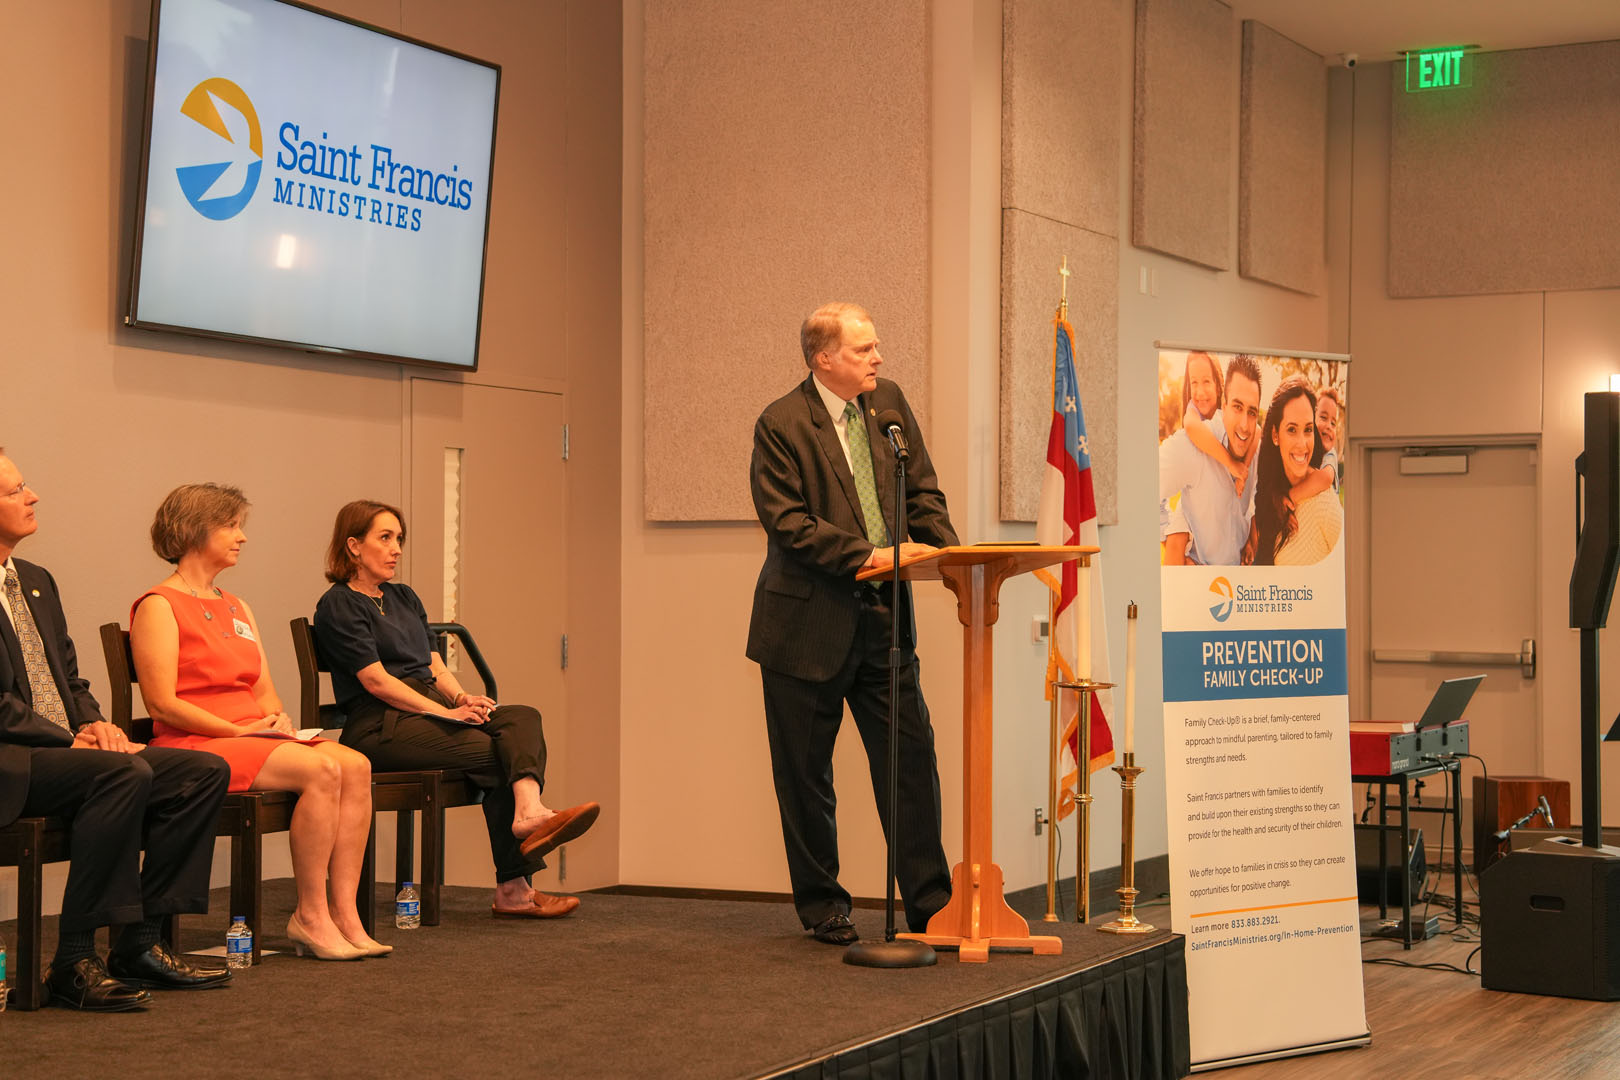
[859,543,1093,962]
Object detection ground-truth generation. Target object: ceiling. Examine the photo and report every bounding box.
[1224,0,1620,63]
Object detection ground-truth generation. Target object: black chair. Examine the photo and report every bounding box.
[0,816,68,1009]
[289,617,488,929]
[100,623,295,964]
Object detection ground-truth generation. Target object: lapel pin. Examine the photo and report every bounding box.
[30,589,39,597]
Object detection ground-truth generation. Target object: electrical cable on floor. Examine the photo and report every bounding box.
[1363,955,1477,975]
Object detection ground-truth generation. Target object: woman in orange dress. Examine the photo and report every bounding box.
[130,483,384,961]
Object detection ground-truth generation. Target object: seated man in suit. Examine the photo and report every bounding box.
[747,302,956,945]
[0,450,232,1010]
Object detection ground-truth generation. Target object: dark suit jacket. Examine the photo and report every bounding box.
[0,558,106,828]
[747,375,958,682]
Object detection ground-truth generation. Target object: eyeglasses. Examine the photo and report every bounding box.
[1,480,32,500]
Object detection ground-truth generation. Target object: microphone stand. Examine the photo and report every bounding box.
[846,420,937,969]
[1493,798,1558,850]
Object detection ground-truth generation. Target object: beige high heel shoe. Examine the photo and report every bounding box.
[342,934,393,957]
[287,913,366,961]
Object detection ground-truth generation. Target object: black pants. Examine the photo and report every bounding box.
[19,746,231,933]
[342,682,549,883]
[760,590,952,932]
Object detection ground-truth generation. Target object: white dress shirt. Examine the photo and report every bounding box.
[0,555,17,628]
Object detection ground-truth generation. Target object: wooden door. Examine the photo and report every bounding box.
[1364,444,1540,859]
[408,378,569,889]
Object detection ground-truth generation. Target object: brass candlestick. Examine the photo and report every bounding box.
[1099,752,1155,934]
[1054,677,1113,924]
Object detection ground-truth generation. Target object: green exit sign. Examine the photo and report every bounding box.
[1406,48,1472,92]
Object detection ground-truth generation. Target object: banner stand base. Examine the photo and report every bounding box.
[1192,1032,1372,1072]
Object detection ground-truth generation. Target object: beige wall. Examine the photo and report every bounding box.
[0,0,621,918]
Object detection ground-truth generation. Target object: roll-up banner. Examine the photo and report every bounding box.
[1155,346,1367,1069]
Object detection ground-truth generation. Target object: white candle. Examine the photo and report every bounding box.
[1077,558,1091,681]
[1125,602,1138,755]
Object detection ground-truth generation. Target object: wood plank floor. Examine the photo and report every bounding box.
[1218,871,1620,1080]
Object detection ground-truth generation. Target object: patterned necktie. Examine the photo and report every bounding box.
[4,566,71,732]
[844,401,890,548]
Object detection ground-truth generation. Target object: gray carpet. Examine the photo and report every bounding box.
[0,882,1175,1079]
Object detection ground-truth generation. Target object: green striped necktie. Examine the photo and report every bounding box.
[844,401,890,548]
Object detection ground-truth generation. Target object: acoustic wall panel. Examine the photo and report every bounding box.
[643,1,930,521]
[1000,0,1125,524]
[1003,0,1124,238]
[1238,21,1326,296]
[1001,209,1119,525]
[1389,41,1620,298]
[1132,0,1236,270]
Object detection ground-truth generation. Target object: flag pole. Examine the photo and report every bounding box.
[1076,551,1095,923]
[1045,256,1071,925]
[1044,589,1060,923]
[1077,680,1092,923]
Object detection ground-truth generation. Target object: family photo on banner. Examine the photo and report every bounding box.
[1157,350,1345,570]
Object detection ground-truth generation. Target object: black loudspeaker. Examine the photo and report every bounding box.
[1571,392,1620,631]
[1353,825,1425,905]
[1480,838,1620,1000]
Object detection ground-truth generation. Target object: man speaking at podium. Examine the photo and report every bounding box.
[747,302,957,946]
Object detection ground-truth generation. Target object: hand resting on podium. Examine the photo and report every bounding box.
[863,542,940,573]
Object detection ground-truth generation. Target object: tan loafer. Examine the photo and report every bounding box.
[517,802,601,859]
[492,891,581,919]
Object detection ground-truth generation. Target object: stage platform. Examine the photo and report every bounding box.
[1,881,1188,1079]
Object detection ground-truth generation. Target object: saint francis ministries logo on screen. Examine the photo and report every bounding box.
[174,78,263,221]
[173,77,477,233]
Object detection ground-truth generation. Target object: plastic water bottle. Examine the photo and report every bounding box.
[225,916,253,970]
[396,882,421,929]
[1,929,9,1012]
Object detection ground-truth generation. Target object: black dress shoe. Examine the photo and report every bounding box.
[108,942,232,991]
[811,913,859,946]
[44,956,152,1012]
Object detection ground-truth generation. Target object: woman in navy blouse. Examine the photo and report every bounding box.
[314,500,597,918]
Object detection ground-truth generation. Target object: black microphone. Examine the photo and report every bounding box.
[874,409,909,461]
[1539,795,1556,828]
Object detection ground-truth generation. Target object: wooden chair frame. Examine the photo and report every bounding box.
[99,623,297,964]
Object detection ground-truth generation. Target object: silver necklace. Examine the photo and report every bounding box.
[351,582,385,616]
[173,571,221,598]
[173,572,234,623]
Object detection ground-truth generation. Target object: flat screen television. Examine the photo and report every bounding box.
[127,0,500,370]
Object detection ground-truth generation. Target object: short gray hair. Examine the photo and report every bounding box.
[800,302,871,367]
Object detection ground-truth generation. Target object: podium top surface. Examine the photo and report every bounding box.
[855,544,1098,582]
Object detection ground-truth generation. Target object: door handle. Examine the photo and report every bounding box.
[1371,638,1535,680]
